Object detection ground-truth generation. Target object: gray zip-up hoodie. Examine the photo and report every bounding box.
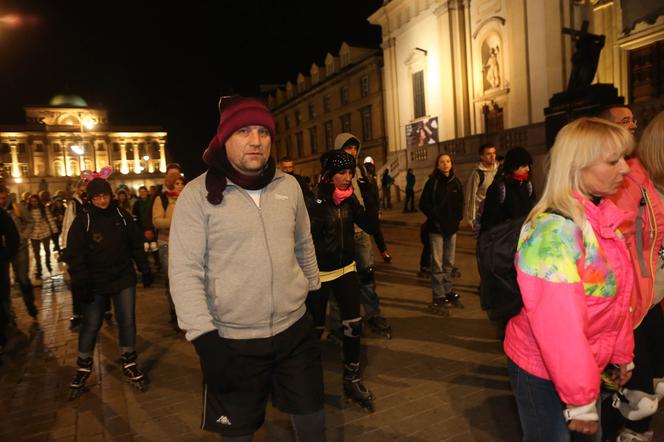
[169,169,321,341]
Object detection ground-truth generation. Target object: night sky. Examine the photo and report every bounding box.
[0,0,383,176]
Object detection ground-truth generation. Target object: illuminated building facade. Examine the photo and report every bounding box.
[0,95,169,196]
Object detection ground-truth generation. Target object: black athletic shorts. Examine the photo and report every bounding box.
[201,313,324,436]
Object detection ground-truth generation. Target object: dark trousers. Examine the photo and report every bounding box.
[0,261,10,346]
[624,306,664,433]
[306,272,361,365]
[404,189,415,211]
[30,238,51,275]
[419,224,430,270]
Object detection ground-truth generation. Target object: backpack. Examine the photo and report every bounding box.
[476,215,525,322]
[475,178,534,322]
[476,169,485,189]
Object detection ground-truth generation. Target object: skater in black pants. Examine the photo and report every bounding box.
[306,150,378,412]
[65,177,153,398]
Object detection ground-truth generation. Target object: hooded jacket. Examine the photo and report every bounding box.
[464,161,498,224]
[168,170,320,341]
[504,196,634,406]
[610,157,664,327]
[66,201,150,298]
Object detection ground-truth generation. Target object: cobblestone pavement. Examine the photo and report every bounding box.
[0,208,662,441]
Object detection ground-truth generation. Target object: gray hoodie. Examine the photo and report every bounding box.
[169,170,321,341]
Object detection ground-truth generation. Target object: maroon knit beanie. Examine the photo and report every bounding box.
[203,96,275,165]
[202,96,277,205]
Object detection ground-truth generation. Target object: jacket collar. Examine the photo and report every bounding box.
[576,192,629,239]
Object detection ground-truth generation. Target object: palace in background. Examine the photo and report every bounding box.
[0,94,170,197]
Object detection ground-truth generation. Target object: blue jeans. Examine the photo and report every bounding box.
[429,232,456,300]
[508,358,601,442]
[78,286,136,356]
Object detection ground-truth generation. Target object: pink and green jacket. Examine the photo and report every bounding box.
[504,196,634,406]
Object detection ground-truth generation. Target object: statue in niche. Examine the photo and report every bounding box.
[483,46,501,89]
[563,20,605,90]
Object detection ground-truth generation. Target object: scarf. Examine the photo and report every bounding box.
[512,172,529,182]
[332,187,353,206]
[203,146,276,205]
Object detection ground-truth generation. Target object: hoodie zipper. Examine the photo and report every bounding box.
[238,185,275,336]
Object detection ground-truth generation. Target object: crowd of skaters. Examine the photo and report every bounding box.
[0,94,662,442]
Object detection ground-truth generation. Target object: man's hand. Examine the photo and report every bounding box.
[193,330,238,393]
[381,250,392,264]
[568,419,598,435]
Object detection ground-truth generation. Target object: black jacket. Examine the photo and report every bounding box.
[307,182,378,271]
[480,174,536,232]
[66,201,150,299]
[419,171,464,236]
[0,208,19,262]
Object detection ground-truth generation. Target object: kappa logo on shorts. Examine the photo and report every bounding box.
[275,193,289,200]
[216,415,232,426]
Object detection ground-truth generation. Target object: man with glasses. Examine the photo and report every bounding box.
[597,105,637,135]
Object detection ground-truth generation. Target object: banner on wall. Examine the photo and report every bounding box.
[406,117,439,150]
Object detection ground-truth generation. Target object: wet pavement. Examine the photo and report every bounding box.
[0,207,662,441]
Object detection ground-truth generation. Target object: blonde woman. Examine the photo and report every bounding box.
[504,117,635,440]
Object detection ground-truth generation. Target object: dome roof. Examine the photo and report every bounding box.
[49,94,88,107]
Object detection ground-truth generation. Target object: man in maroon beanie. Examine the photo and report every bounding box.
[169,96,324,441]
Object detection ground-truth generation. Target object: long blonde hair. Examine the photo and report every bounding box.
[526,117,634,227]
[637,110,664,190]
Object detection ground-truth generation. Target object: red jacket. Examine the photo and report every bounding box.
[610,157,664,327]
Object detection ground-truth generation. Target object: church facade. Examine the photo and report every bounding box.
[0,95,169,197]
[368,0,664,191]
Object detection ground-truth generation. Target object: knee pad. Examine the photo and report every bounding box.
[612,388,659,421]
[359,267,375,285]
[341,317,363,338]
[654,378,664,400]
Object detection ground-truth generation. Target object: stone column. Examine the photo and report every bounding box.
[132,141,141,174]
[120,143,129,174]
[10,143,20,178]
[159,141,167,172]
